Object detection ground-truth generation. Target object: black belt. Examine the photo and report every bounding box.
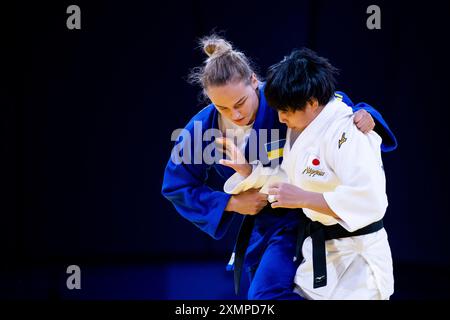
[233,215,256,295]
[232,208,296,295]
[295,215,384,288]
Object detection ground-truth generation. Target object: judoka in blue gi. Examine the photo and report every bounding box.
[161,35,397,300]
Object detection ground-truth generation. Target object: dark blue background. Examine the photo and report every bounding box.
[2,0,450,299]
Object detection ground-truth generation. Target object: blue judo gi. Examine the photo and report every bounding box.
[161,84,397,300]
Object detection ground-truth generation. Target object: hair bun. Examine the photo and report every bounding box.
[202,36,233,58]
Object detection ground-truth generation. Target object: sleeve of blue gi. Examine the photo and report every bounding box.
[161,122,235,240]
[336,91,398,153]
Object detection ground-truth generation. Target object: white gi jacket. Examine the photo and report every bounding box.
[224,98,394,300]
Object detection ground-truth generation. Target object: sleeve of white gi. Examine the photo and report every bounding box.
[223,161,287,195]
[322,119,388,232]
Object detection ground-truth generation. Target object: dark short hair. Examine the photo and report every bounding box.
[264,48,339,111]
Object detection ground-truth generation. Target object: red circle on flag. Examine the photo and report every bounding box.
[312,159,320,166]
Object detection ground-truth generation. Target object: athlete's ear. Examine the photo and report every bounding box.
[250,73,258,90]
[307,98,319,110]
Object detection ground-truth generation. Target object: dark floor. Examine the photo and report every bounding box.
[1,260,449,300]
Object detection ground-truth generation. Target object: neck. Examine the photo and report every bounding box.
[248,87,260,124]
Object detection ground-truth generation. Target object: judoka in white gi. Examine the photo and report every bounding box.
[219,48,394,300]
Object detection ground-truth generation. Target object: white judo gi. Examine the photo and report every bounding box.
[224,98,394,300]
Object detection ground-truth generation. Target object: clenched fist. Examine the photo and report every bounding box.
[225,188,268,215]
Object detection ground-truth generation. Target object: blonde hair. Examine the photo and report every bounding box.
[188,35,255,90]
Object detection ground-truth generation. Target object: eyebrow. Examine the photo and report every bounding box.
[216,96,247,109]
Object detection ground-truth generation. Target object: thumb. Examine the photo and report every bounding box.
[219,159,237,168]
[271,202,281,209]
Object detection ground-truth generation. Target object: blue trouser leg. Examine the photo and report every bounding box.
[247,228,303,300]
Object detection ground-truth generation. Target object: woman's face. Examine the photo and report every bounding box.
[206,74,259,126]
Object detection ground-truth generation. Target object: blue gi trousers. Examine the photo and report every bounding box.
[241,208,304,300]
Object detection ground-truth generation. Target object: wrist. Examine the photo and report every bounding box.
[240,164,252,178]
[297,190,314,209]
[225,195,236,212]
